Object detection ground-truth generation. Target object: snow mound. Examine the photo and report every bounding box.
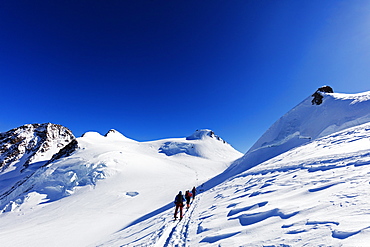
[81,131,105,140]
[82,130,135,142]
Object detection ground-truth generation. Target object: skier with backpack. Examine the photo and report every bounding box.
[185,190,192,209]
[174,191,185,220]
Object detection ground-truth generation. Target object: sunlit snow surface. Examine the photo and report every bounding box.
[1,92,370,246]
[0,129,242,246]
[94,122,370,246]
[228,92,370,177]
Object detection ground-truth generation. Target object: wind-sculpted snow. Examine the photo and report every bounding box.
[92,122,370,246]
[230,208,299,226]
[188,122,370,246]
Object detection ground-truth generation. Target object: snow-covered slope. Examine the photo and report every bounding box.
[89,89,370,247]
[227,89,370,177]
[0,128,241,246]
[187,121,370,246]
[95,121,370,246]
[0,123,75,205]
[1,89,370,247]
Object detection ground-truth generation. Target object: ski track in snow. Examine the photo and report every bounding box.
[152,200,194,247]
[131,197,199,247]
[95,196,200,247]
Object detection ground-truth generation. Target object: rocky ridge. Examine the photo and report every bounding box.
[0,123,75,172]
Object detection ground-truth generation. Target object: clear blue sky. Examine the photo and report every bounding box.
[1,1,370,152]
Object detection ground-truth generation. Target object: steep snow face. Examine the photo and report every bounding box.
[231,91,370,175]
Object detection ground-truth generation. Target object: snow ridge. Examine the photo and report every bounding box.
[228,90,370,176]
[0,123,75,172]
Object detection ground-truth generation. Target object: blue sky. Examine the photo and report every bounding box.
[1,1,370,152]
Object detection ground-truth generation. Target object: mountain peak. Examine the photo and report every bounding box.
[0,123,75,172]
[104,129,119,136]
[228,89,370,178]
[104,129,134,141]
[186,129,226,143]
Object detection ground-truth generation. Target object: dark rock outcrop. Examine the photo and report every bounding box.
[186,129,227,144]
[312,86,334,105]
[47,139,79,164]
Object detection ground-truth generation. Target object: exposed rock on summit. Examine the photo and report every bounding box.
[186,129,227,144]
[312,85,334,105]
[0,123,75,172]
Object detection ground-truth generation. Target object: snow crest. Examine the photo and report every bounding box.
[230,90,370,175]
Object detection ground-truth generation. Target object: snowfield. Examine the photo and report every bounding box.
[94,122,370,247]
[1,90,370,246]
[0,129,242,246]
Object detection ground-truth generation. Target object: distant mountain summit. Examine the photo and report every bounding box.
[159,129,239,159]
[186,129,226,143]
[0,123,75,172]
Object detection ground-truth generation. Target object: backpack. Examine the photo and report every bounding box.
[185,191,190,199]
[175,194,183,204]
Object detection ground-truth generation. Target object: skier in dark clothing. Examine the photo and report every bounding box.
[192,186,196,201]
[185,190,192,209]
[174,191,185,220]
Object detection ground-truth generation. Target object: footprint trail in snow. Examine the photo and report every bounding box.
[153,196,199,247]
